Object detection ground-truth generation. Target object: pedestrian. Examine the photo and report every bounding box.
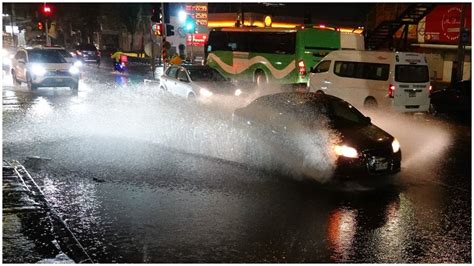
[169,53,183,65]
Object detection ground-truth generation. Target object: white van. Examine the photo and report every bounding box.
[308,50,431,112]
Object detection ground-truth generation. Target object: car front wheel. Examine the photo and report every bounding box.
[70,82,79,91]
[12,71,21,85]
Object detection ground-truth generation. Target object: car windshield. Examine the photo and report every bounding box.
[55,49,73,58]
[187,68,227,81]
[328,100,369,128]
[28,50,67,63]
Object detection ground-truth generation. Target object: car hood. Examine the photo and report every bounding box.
[193,81,237,95]
[28,63,72,71]
[338,124,394,151]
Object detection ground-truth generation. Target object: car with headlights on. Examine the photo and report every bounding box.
[160,65,244,100]
[232,92,401,179]
[11,47,80,90]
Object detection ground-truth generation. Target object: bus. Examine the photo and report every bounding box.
[205,27,363,89]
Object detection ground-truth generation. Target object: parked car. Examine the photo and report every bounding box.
[233,92,401,179]
[429,80,471,117]
[160,65,244,100]
[11,47,80,90]
[74,43,100,65]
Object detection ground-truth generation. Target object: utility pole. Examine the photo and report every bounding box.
[454,4,467,84]
[10,3,16,47]
[161,2,166,70]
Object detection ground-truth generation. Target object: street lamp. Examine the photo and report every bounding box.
[178,10,187,23]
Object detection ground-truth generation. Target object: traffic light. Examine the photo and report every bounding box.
[152,23,163,36]
[185,16,195,33]
[42,5,52,16]
[166,24,174,36]
[37,21,43,30]
[151,4,161,23]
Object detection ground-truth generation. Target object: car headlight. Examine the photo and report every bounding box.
[69,66,80,75]
[31,64,46,76]
[334,144,359,158]
[73,61,82,68]
[392,138,400,153]
[199,88,213,97]
[234,89,242,96]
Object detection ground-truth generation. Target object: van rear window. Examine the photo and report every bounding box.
[395,65,429,83]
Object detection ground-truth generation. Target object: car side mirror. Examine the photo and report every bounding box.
[364,116,371,124]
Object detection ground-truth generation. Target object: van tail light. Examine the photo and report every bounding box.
[388,84,395,98]
[429,85,432,94]
[298,60,306,78]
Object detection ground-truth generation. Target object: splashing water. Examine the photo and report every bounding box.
[3,82,339,183]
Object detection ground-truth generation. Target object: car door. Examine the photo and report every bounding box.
[176,68,193,97]
[162,66,178,94]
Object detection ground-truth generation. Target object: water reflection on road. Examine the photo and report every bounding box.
[2,67,471,263]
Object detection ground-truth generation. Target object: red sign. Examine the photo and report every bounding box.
[186,34,208,46]
[424,4,471,44]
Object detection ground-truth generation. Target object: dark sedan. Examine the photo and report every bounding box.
[74,43,100,65]
[233,92,401,179]
[430,80,471,117]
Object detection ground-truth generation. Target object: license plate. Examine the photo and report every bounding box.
[374,161,389,171]
[409,91,416,97]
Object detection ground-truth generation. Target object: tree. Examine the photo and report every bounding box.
[118,3,143,51]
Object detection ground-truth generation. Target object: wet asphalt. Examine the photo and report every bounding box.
[2,63,471,263]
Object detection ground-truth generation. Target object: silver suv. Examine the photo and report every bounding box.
[11,47,80,90]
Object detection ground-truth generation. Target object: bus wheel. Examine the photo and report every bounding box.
[364,97,378,109]
[255,70,267,88]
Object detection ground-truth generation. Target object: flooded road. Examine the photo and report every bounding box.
[2,65,471,263]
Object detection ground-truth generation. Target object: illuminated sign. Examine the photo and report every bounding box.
[424,4,471,44]
[186,33,208,46]
[185,3,208,26]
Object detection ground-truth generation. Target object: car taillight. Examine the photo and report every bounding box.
[388,84,395,98]
[429,85,432,94]
[298,60,306,77]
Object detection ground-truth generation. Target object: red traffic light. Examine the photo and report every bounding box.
[43,5,52,15]
[152,23,163,36]
[38,21,43,30]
